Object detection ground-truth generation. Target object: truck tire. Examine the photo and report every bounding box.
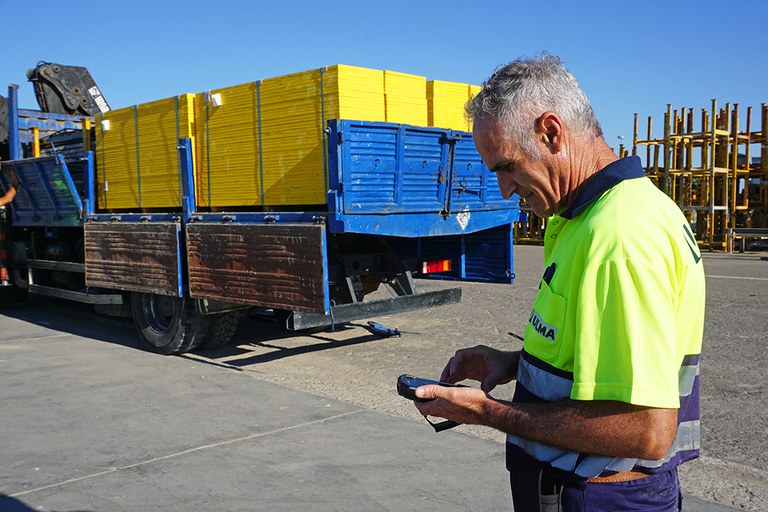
[199,311,240,350]
[131,293,209,355]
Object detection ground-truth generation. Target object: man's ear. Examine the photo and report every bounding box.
[535,112,564,154]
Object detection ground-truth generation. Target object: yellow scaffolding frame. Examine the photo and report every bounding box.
[633,100,767,250]
[513,204,546,245]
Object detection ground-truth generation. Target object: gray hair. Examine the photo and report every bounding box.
[466,54,602,157]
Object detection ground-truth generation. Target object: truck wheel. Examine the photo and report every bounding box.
[199,311,240,350]
[131,293,209,355]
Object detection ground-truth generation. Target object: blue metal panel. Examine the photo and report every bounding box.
[178,138,196,220]
[462,223,515,283]
[0,155,83,227]
[327,119,519,238]
[327,208,517,238]
[189,212,324,224]
[449,130,508,211]
[88,213,182,223]
[329,120,447,214]
[320,227,331,314]
[388,224,515,284]
[7,85,89,159]
[17,110,87,144]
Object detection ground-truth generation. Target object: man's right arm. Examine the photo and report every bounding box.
[0,185,16,207]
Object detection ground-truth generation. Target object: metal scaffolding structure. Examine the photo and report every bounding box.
[513,207,546,245]
[634,101,768,250]
[512,101,768,250]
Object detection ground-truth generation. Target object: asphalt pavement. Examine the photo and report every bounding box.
[0,283,748,511]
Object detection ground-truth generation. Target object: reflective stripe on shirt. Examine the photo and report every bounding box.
[507,351,701,478]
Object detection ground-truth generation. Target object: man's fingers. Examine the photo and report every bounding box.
[440,356,462,382]
[440,347,481,382]
[439,359,453,382]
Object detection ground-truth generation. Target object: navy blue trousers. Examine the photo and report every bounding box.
[509,464,682,511]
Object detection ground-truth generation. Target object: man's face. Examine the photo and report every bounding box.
[473,117,561,217]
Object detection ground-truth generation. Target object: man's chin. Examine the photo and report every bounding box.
[529,202,551,218]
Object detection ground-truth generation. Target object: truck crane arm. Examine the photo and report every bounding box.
[26,62,110,116]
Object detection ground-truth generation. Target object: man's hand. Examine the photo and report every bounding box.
[413,385,492,426]
[440,345,520,392]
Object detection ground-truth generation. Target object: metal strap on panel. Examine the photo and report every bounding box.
[133,105,141,208]
[256,80,265,207]
[319,67,328,190]
[205,92,212,206]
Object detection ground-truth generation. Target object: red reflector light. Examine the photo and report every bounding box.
[421,259,452,274]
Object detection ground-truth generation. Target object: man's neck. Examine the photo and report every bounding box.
[559,136,619,213]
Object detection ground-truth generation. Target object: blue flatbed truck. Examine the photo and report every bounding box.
[0,82,519,354]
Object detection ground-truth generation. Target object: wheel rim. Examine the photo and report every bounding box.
[143,295,176,334]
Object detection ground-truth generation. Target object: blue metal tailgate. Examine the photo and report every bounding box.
[326,120,518,237]
[0,155,83,227]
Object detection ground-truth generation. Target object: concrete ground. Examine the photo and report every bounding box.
[0,245,762,511]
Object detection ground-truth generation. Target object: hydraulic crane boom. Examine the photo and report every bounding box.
[26,62,110,116]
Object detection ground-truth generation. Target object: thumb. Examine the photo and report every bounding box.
[481,370,505,393]
[414,384,441,400]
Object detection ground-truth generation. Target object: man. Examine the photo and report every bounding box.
[0,183,16,206]
[0,159,16,206]
[414,54,705,511]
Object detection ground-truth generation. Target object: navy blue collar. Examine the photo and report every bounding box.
[560,156,645,219]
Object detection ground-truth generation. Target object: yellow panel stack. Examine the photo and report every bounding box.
[468,84,482,132]
[427,80,470,131]
[96,94,195,210]
[96,107,136,210]
[384,70,427,126]
[257,64,385,206]
[95,65,484,211]
[195,83,261,208]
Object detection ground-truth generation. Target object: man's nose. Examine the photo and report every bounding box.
[496,173,516,199]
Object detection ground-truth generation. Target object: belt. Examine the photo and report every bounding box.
[587,470,649,483]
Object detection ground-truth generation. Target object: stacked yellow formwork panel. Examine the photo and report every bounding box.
[96,94,195,210]
[255,64,385,207]
[384,70,427,126]
[468,84,482,132]
[94,66,485,211]
[427,80,482,132]
[195,82,261,208]
[427,80,469,131]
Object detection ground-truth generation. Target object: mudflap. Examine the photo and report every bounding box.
[186,222,330,314]
[84,221,182,296]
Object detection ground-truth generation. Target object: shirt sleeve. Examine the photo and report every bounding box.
[569,257,681,409]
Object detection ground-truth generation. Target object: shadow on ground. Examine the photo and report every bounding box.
[0,493,92,512]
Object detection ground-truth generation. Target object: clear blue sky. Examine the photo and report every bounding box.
[3,0,767,156]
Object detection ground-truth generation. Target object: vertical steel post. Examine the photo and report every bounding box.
[82,117,92,152]
[730,105,739,230]
[709,99,717,248]
[85,151,95,218]
[760,103,768,215]
[8,84,19,160]
[664,105,672,195]
[632,113,639,156]
[646,115,653,173]
[31,127,40,157]
[178,138,196,220]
